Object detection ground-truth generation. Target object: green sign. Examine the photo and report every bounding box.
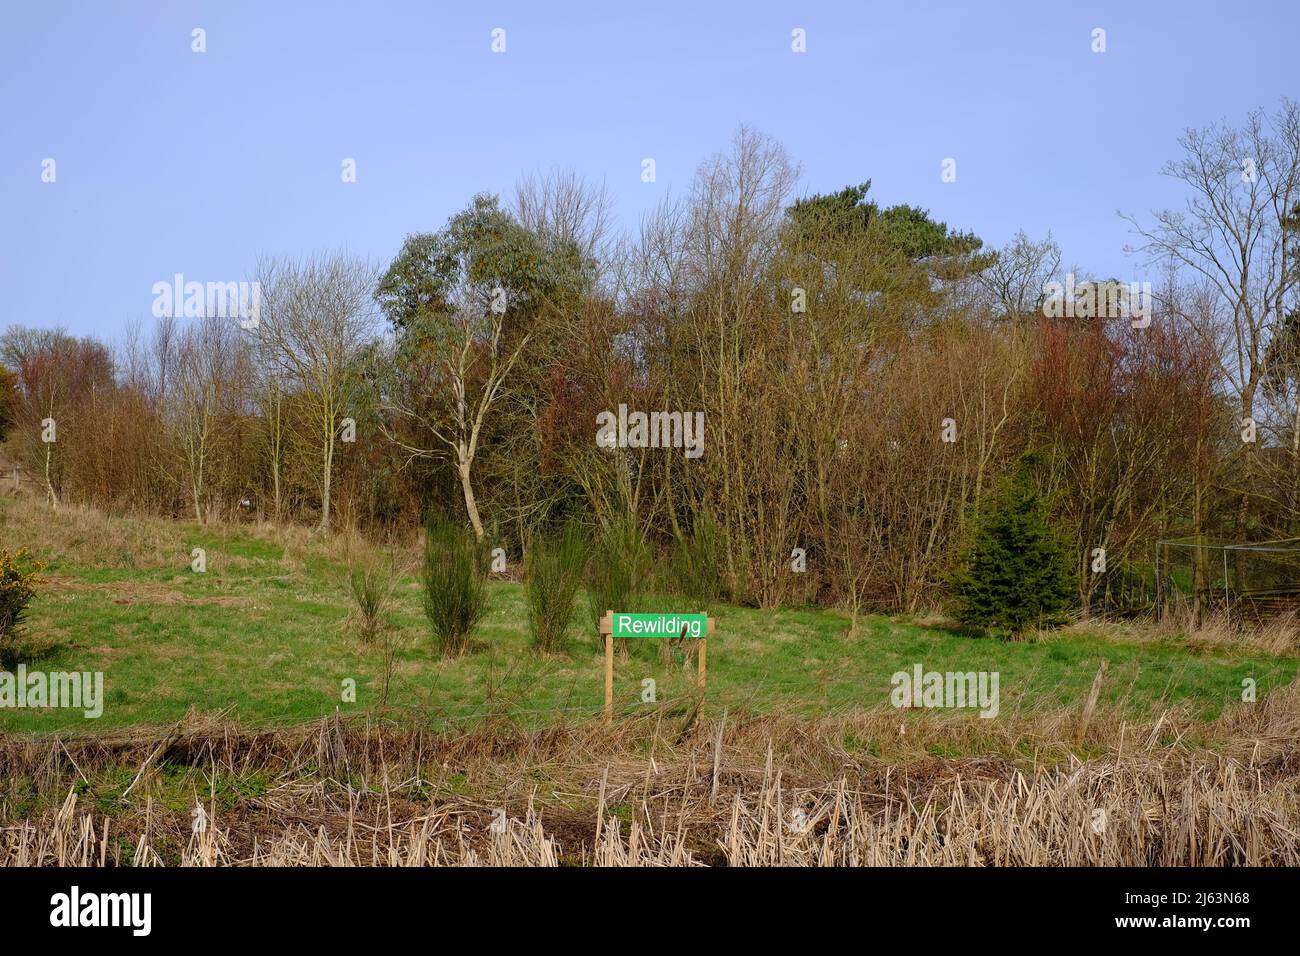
[611,612,708,639]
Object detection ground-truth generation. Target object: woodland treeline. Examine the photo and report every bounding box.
[2,102,1299,615]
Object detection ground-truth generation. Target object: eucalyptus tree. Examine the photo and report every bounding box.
[376,194,591,540]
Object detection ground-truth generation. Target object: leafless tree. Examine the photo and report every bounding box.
[170,315,237,523]
[514,167,614,273]
[383,285,530,541]
[1126,99,1300,527]
[980,230,1062,319]
[255,253,378,534]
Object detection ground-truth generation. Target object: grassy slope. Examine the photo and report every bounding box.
[1,495,1296,734]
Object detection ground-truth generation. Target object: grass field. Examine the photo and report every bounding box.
[4,494,1300,868]
[2,494,1297,736]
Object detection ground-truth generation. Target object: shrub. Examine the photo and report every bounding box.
[525,523,587,653]
[0,367,15,444]
[666,508,724,611]
[350,548,404,705]
[421,512,489,656]
[587,514,650,640]
[950,453,1075,639]
[349,557,395,646]
[0,547,45,667]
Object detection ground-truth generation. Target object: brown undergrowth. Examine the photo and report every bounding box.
[2,686,1299,866]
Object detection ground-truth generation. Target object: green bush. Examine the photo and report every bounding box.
[421,512,489,656]
[0,547,45,668]
[350,548,404,704]
[587,514,650,639]
[950,453,1075,639]
[525,523,587,653]
[349,553,395,646]
[666,508,724,611]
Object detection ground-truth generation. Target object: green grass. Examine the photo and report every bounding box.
[1,498,1297,734]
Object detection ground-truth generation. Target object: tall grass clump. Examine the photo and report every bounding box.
[348,545,404,704]
[421,512,488,657]
[587,514,650,640]
[525,523,587,653]
[349,555,397,646]
[666,509,724,611]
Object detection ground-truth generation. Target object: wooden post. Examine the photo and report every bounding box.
[694,617,714,732]
[602,612,714,727]
[604,633,613,726]
[600,611,613,726]
[1222,546,1231,622]
[698,615,714,689]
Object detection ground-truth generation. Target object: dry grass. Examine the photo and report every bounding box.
[3,683,1300,866]
[1252,608,1300,654]
[0,494,419,576]
[1038,600,1300,657]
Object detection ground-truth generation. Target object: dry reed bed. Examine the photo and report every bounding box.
[2,688,1300,866]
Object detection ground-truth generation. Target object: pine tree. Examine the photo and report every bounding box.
[951,454,1075,639]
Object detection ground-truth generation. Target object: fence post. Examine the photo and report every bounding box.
[600,611,613,726]
[699,615,713,689]
[1154,543,1161,623]
[1223,547,1230,623]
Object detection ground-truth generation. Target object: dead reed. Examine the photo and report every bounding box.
[3,683,1299,866]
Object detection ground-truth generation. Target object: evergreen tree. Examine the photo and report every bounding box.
[951,454,1075,638]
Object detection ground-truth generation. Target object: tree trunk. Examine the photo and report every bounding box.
[319,429,334,534]
[458,453,484,540]
[271,454,281,523]
[270,388,283,523]
[1291,392,1300,530]
[44,443,57,511]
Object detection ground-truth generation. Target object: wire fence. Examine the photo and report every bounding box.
[1155,535,1300,623]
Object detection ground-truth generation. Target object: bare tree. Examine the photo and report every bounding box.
[0,327,110,511]
[170,315,235,523]
[1126,100,1300,528]
[979,230,1062,319]
[679,126,802,602]
[150,314,178,405]
[514,167,614,272]
[256,253,378,534]
[258,370,286,522]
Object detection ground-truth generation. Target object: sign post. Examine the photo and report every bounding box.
[600,611,714,726]
[604,620,614,725]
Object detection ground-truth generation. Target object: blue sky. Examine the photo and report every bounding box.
[1,0,1294,342]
